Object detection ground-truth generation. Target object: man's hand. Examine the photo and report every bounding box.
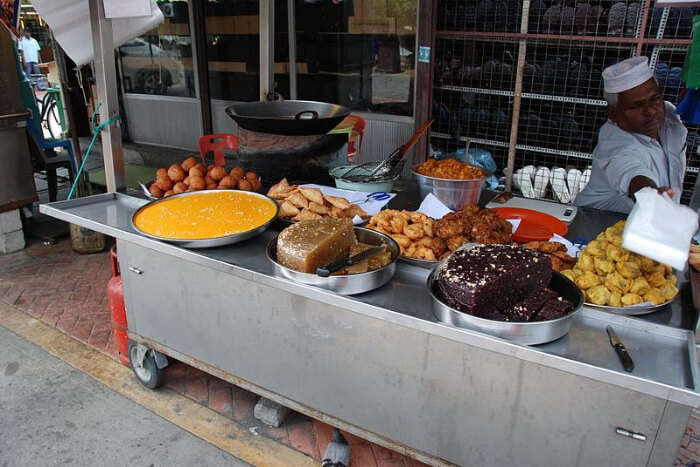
[690,244,700,270]
[657,187,675,197]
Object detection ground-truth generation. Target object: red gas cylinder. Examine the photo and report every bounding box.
[108,245,129,366]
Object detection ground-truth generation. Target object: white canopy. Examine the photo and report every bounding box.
[32,0,163,66]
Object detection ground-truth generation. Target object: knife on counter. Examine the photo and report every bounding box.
[606,325,634,372]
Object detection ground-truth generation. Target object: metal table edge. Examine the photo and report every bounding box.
[40,195,700,407]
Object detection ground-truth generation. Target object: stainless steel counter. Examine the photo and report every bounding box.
[40,193,700,467]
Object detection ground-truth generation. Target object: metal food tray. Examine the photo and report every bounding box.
[267,227,399,295]
[584,299,674,316]
[131,190,278,248]
[428,269,584,345]
[399,256,439,269]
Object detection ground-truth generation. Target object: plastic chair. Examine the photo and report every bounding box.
[26,127,75,202]
[198,134,238,166]
[346,115,366,163]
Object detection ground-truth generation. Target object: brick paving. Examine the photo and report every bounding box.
[3,237,699,466]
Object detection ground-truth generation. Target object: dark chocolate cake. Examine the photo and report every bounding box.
[435,244,574,322]
[436,245,552,317]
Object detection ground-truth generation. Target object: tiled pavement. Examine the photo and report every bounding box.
[0,237,426,466]
[3,237,700,467]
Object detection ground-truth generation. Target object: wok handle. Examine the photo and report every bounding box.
[295,110,319,120]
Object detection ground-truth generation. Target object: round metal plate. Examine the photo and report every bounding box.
[427,269,584,346]
[584,299,674,316]
[266,227,399,295]
[131,190,279,248]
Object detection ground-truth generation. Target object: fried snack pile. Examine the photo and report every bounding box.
[522,241,576,272]
[561,221,679,307]
[415,158,484,179]
[367,206,512,261]
[267,178,368,222]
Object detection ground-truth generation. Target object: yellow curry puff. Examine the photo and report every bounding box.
[561,221,678,307]
[134,191,277,239]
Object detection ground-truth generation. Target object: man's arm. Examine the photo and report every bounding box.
[629,175,674,198]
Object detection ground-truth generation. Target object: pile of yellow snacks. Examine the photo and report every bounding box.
[561,221,679,307]
[415,158,484,180]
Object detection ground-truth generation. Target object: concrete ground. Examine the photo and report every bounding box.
[0,325,249,467]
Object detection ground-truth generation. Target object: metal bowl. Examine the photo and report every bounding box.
[399,256,439,269]
[131,190,279,248]
[267,227,399,295]
[584,299,674,316]
[427,270,584,345]
[413,166,487,210]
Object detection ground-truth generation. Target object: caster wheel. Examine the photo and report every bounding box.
[128,341,166,389]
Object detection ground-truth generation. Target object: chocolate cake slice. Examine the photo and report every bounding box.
[436,244,552,317]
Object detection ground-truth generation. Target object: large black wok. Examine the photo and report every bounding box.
[225,100,350,136]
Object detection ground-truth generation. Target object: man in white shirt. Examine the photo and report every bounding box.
[19,29,41,77]
[575,56,687,213]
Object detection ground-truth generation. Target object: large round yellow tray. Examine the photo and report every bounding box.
[132,190,278,248]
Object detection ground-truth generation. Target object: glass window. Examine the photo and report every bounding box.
[205,0,260,102]
[275,0,417,117]
[118,1,195,97]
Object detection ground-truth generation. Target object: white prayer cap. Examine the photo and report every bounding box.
[602,56,654,93]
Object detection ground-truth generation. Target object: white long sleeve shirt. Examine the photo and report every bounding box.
[575,102,687,213]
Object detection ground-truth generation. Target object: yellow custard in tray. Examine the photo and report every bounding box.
[134,191,277,239]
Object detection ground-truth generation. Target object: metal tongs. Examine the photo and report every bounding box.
[341,118,435,182]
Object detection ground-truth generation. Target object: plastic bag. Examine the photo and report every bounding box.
[681,15,700,89]
[622,187,699,270]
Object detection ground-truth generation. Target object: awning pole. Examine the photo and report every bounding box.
[88,0,125,193]
[287,0,297,99]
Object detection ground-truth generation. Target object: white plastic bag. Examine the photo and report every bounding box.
[622,187,699,270]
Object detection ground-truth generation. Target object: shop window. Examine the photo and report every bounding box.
[275,0,417,117]
[205,0,260,102]
[118,1,195,97]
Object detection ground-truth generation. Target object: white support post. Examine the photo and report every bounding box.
[89,0,126,193]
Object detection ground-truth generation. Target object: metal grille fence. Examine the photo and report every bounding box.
[431,0,698,205]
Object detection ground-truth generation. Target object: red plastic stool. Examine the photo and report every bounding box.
[198,134,239,167]
[108,245,129,366]
[346,115,366,163]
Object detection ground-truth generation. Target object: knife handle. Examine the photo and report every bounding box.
[615,346,635,372]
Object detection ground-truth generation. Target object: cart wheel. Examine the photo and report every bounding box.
[128,341,166,389]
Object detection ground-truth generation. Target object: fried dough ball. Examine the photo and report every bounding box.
[605,271,630,295]
[606,244,630,263]
[629,277,650,296]
[403,223,424,240]
[587,285,611,305]
[647,271,667,288]
[659,283,679,301]
[586,240,607,256]
[609,293,622,307]
[644,288,666,306]
[578,253,595,272]
[616,261,641,279]
[390,234,411,249]
[605,227,623,246]
[594,256,615,275]
[621,293,643,306]
[390,216,407,235]
[575,270,600,290]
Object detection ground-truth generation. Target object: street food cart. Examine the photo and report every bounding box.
[41,193,700,467]
[37,2,700,465]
